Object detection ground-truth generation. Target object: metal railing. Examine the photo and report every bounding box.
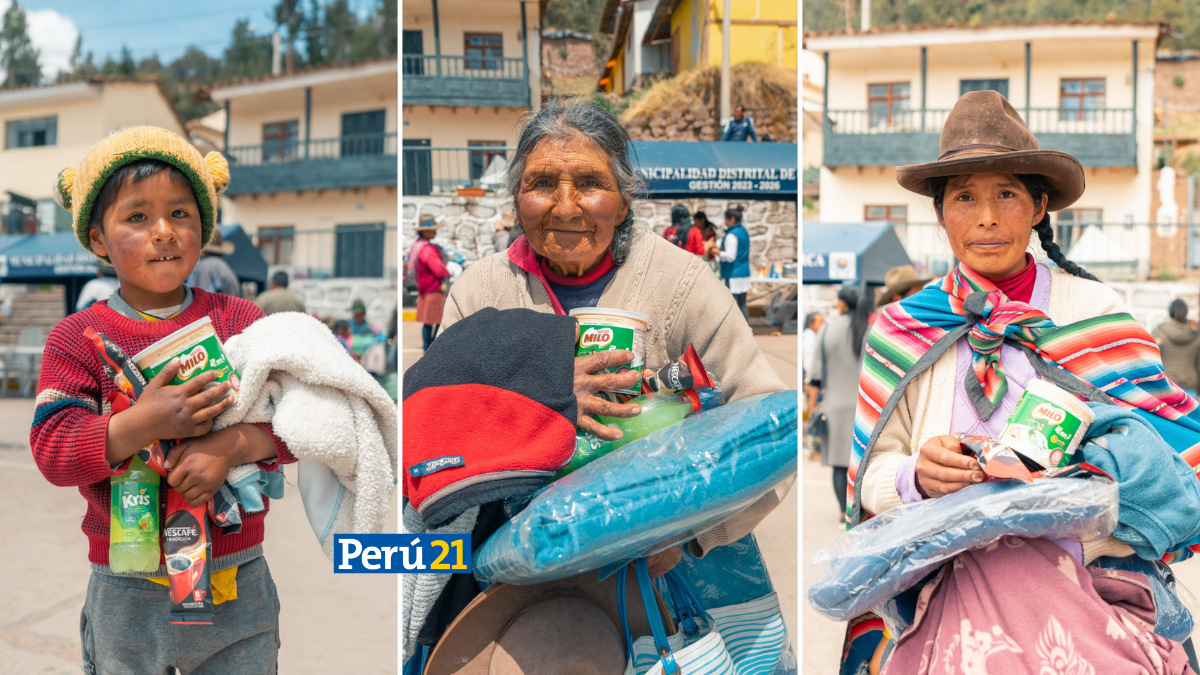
[226,132,398,166]
[402,146,516,196]
[824,108,1135,135]
[884,222,1200,284]
[401,54,526,80]
[251,226,398,280]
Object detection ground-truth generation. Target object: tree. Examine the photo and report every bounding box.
[319,0,359,65]
[274,0,305,72]
[378,0,397,56]
[1,2,41,89]
[59,34,97,82]
[223,19,272,80]
[544,0,605,35]
[101,45,136,77]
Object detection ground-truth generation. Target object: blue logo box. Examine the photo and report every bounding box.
[333,534,472,573]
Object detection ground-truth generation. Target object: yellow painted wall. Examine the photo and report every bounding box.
[225,71,397,149]
[670,0,798,72]
[0,82,183,202]
[221,185,398,273]
[613,50,627,95]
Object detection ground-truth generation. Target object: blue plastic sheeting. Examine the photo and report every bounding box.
[630,141,797,197]
[472,391,798,585]
[806,477,1118,623]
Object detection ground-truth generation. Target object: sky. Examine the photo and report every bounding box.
[7,1,372,80]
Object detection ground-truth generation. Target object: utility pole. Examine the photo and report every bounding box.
[720,0,731,124]
[271,32,282,76]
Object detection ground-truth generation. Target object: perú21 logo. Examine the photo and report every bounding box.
[580,327,614,349]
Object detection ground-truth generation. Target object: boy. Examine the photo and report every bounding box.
[32,127,294,674]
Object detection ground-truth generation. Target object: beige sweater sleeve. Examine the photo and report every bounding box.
[688,473,796,558]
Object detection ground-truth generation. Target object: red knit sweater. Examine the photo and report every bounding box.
[30,288,296,566]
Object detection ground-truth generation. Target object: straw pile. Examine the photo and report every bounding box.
[620,61,797,142]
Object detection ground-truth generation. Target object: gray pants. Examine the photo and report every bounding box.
[80,556,280,675]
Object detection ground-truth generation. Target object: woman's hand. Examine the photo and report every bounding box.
[914,435,984,499]
[575,349,643,440]
[646,545,683,578]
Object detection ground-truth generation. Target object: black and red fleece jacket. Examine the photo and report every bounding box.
[402,307,578,528]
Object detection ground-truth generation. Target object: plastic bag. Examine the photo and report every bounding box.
[806,476,1118,622]
[473,391,798,584]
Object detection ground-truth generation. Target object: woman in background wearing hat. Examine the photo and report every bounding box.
[847,90,1200,673]
[807,285,866,521]
[410,217,451,351]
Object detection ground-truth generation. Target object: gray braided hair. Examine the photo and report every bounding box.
[505,100,643,264]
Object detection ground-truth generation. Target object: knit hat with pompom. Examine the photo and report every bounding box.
[54,126,230,260]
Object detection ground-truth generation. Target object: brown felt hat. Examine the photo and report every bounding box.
[895,90,1085,212]
[424,568,675,675]
[876,265,933,308]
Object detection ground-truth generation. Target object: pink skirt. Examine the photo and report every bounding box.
[416,291,445,325]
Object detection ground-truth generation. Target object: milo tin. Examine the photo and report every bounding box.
[132,316,241,398]
[997,379,1095,469]
[569,307,649,395]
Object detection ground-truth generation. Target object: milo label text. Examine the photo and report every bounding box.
[575,321,645,395]
[141,334,240,396]
[999,394,1085,469]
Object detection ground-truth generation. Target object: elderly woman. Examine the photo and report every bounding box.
[850,91,1200,674]
[442,100,789,552]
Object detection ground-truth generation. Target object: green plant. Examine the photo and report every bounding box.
[1176,75,1186,88]
[558,46,568,60]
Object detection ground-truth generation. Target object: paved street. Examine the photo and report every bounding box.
[802,457,1200,673]
[0,399,398,675]
[404,321,800,645]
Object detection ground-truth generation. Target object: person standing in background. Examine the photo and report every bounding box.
[492,211,514,254]
[807,286,867,521]
[712,207,751,319]
[670,204,706,256]
[802,311,824,380]
[1155,298,1200,397]
[721,105,758,142]
[74,263,120,312]
[411,219,451,350]
[253,270,306,316]
[187,228,242,297]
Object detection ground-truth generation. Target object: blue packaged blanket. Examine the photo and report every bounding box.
[806,477,1118,622]
[472,391,798,585]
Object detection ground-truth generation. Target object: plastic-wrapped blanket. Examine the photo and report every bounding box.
[472,391,798,585]
[806,477,1118,622]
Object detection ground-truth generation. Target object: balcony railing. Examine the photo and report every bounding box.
[823,108,1136,168]
[224,132,397,196]
[402,146,516,197]
[402,55,530,108]
[252,226,398,280]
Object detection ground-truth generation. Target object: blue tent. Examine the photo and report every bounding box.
[802,221,912,285]
[630,141,797,199]
[217,224,268,291]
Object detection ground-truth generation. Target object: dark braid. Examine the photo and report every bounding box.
[928,173,1099,282]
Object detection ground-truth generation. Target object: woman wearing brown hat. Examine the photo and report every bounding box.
[846,91,1200,673]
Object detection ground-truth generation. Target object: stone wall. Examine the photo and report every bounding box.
[402,195,798,268]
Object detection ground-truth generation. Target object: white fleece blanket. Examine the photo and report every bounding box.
[215,312,398,558]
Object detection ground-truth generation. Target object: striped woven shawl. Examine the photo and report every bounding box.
[848,263,1200,548]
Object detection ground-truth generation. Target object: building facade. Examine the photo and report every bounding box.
[205,59,398,281]
[401,0,542,199]
[600,0,798,95]
[806,21,1161,279]
[0,77,185,235]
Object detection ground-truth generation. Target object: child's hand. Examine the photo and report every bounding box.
[136,358,236,442]
[164,432,234,506]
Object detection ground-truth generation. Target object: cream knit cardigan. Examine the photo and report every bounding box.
[441,226,792,556]
[860,265,1135,562]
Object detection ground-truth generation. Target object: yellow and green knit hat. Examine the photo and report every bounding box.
[54,126,230,259]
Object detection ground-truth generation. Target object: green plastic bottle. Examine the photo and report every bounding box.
[596,390,701,450]
[109,454,161,573]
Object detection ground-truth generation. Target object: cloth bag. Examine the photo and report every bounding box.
[619,559,792,675]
